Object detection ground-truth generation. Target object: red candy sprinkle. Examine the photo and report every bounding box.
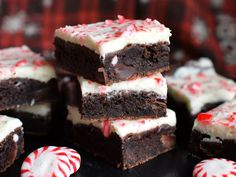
[155,77,162,84]
[117,15,125,24]
[33,60,47,67]
[102,120,111,138]
[15,59,28,67]
[197,113,213,122]
[105,20,113,25]
[188,82,202,95]
[197,72,206,78]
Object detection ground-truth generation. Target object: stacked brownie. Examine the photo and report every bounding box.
[55,16,176,169]
[0,46,58,135]
[166,58,236,144]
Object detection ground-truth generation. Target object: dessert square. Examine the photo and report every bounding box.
[66,106,176,169]
[54,16,171,85]
[61,71,167,120]
[166,58,236,143]
[0,102,53,136]
[190,99,236,161]
[0,115,24,172]
[0,46,57,110]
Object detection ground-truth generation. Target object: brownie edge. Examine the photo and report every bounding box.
[0,128,24,173]
[66,121,176,169]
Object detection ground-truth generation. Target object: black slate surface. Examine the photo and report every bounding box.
[1,135,198,177]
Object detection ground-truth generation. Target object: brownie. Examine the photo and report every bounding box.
[189,130,236,161]
[189,99,236,160]
[0,103,53,135]
[167,95,223,145]
[54,17,171,85]
[0,46,58,110]
[66,106,176,169]
[166,58,236,144]
[0,78,57,110]
[0,116,24,173]
[59,71,167,120]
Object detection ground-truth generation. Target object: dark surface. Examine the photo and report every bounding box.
[1,134,198,177]
[66,122,176,169]
[55,37,170,85]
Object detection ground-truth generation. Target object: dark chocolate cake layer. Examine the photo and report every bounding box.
[0,78,58,110]
[66,121,176,169]
[70,90,166,120]
[54,37,169,85]
[0,128,24,173]
[189,130,236,161]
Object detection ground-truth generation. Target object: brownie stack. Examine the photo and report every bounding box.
[54,16,176,169]
[0,46,58,136]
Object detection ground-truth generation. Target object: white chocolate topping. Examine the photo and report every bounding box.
[167,58,236,115]
[55,16,171,58]
[0,46,56,82]
[67,106,176,138]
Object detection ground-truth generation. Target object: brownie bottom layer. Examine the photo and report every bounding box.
[0,78,58,110]
[66,121,176,169]
[167,95,223,145]
[0,128,24,172]
[55,37,170,85]
[189,130,236,161]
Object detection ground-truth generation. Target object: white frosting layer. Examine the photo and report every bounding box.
[0,115,22,142]
[55,16,171,58]
[167,58,236,115]
[67,106,176,138]
[193,99,236,140]
[0,46,56,82]
[14,103,51,116]
[78,72,167,97]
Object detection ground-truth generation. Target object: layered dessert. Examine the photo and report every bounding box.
[190,99,236,160]
[61,72,167,119]
[0,103,53,135]
[54,16,171,85]
[0,46,57,110]
[0,115,24,172]
[166,58,236,143]
[66,106,176,169]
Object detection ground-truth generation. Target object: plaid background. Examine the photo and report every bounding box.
[0,0,236,78]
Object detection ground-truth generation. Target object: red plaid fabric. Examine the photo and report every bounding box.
[0,0,236,78]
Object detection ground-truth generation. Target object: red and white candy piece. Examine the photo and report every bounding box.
[193,158,236,177]
[21,146,81,177]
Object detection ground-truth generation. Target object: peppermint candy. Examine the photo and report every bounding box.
[193,158,236,177]
[21,146,81,177]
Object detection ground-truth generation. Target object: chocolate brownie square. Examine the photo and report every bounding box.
[66,106,176,169]
[166,58,236,144]
[59,70,167,120]
[0,115,24,172]
[54,16,171,85]
[0,102,53,136]
[189,99,236,161]
[0,46,58,110]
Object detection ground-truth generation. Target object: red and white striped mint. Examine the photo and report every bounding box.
[193,158,236,177]
[21,146,81,177]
